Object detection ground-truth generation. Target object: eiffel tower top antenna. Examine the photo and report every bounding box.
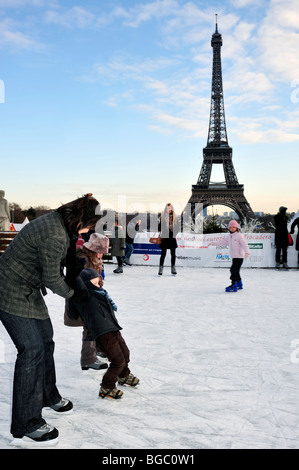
[215,13,218,32]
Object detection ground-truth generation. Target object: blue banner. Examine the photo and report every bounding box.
[133,243,161,255]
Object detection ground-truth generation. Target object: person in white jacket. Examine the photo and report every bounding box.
[209,219,250,292]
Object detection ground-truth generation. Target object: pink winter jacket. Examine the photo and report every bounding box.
[210,232,250,259]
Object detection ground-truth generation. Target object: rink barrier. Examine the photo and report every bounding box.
[129,232,299,268]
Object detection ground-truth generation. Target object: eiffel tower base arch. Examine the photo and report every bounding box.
[185,185,255,225]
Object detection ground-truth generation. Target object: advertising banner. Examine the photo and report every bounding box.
[130,232,299,268]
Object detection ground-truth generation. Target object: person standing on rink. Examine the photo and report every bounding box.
[274,206,290,270]
[290,216,299,268]
[111,218,126,274]
[123,217,141,266]
[209,219,250,292]
[0,193,102,447]
[158,203,180,276]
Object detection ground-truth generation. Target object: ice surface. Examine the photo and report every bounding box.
[1,264,299,449]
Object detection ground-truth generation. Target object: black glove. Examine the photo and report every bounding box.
[72,277,89,303]
[66,299,80,320]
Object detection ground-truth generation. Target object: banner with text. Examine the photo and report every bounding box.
[130,232,298,268]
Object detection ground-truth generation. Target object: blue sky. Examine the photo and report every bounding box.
[0,0,299,216]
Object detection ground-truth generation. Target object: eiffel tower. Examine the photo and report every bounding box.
[185,17,254,223]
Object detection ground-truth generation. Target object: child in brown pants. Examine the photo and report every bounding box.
[68,268,139,399]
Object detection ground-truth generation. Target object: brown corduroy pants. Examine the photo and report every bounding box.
[96,331,130,389]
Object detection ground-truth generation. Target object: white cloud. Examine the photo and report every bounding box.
[112,0,180,28]
[0,0,58,7]
[229,0,260,7]
[233,20,255,42]
[64,0,299,145]
[111,0,214,49]
[45,6,95,28]
[226,71,274,98]
[153,112,206,136]
[231,111,299,144]
[0,19,44,50]
[256,0,299,82]
[90,55,179,85]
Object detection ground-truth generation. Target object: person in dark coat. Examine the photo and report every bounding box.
[274,206,290,269]
[68,268,139,399]
[158,203,180,275]
[290,216,299,267]
[123,217,141,266]
[110,218,126,273]
[0,194,102,446]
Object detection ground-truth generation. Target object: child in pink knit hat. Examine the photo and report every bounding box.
[64,233,111,372]
[209,219,250,292]
[83,233,109,254]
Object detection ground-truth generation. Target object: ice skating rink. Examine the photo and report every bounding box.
[1,264,299,449]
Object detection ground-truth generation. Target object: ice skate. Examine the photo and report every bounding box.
[81,359,108,371]
[99,387,123,399]
[113,266,123,274]
[10,423,59,447]
[50,397,73,414]
[225,282,238,292]
[123,258,132,266]
[97,351,107,359]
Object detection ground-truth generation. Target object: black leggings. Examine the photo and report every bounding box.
[275,244,288,263]
[159,246,176,266]
[116,256,123,267]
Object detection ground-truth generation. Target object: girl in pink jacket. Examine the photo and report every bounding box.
[209,220,250,292]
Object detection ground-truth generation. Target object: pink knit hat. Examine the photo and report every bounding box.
[83,233,109,254]
[228,220,239,229]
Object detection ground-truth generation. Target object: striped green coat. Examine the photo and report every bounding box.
[0,211,74,319]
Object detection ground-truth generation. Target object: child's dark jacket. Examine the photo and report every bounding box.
[67,281,122,341]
